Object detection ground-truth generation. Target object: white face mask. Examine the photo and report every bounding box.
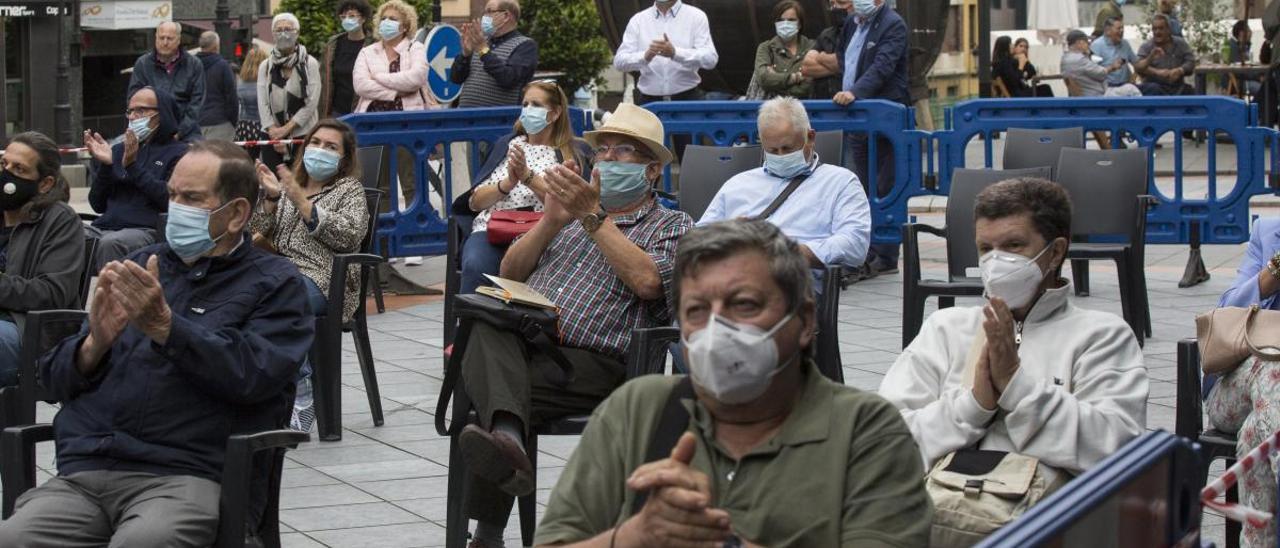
[684,311,796,405]
[978,244,1053,310]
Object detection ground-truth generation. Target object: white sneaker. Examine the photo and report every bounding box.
[388,257,399,264]
[404,256,424,266]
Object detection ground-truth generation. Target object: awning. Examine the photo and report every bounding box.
[80,0,172,30]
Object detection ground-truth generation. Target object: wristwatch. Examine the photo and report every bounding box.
[478,46,491,57]
[1268,251,1280,281]
[580,209,608,234]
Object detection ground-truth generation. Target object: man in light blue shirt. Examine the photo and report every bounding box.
[1091,16,1138,88]
[700,97,871,271]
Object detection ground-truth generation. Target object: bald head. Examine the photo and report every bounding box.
[199,31,219,53]
[155,21,181,57]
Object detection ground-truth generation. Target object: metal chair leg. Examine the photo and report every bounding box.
[518,435,539,547]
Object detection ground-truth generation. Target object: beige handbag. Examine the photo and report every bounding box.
[926,450,1072,547]
[1195,304,1280,375]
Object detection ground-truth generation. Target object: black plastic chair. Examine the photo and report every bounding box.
[357,145,388,314]
[815,265,845,383]
[441,325,679,548]
[443,216,470,350]
[0,424,308,548]
[814,130,844,168]
[1001,127,1084,180]
[0,310,87,430]
[310,188,386,442]
[78,237,99,309]
[1055,147,1153,345]
[676,145,763,221]
[1175,338,1241,548]
[900,166,1053,348]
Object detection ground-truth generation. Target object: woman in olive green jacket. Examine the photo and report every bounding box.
[752,0,816,99]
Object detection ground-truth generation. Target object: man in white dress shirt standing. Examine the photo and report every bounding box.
[613,0,719,105]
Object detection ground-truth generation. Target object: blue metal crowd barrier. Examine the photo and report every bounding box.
[343,107,590,258]
[645,99,930,245]
[346,96,1280,260]
[933,96,1280,246]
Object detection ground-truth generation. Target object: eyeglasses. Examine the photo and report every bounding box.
[125,107,159,117]
[594,144,651,159]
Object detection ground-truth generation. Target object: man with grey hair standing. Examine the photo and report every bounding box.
[452,0,538,107]
[535,219,932,547]
[699,97,870,282]
[128,21,206,142]
[196,31,238,141]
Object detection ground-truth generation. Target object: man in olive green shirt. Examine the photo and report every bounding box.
[535,220,931,548]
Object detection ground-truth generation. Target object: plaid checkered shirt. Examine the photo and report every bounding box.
[526,199,693,360]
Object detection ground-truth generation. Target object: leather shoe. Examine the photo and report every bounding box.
[459,424,534,497]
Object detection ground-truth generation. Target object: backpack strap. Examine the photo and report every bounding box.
[630,376,695,515]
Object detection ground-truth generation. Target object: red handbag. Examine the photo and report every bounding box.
[487,210,544,245]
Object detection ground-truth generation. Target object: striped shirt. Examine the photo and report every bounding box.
[526,199,692,359]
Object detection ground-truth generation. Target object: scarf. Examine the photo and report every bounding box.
[267,44,310,127]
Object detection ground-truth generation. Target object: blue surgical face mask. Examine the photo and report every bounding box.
[853,0,877,17]
[764,148,810,179]
[129,115,154,142]
[481,15,497,37]
[775,20,799,41]
[520,106,550,135]
[1115,0,1127,5]
[166,200,233,262]
[597,161,652,210]
[379,19,401,40]
[341,16,360,32]
[303,147,342,181]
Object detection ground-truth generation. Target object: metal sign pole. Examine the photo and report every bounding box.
[53,0,70,146]
[0,17,7,145]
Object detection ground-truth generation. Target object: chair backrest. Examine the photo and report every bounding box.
[1063,77,1084,98]
[357,146,385,190]
[14,310,89,427]
[78,237,98,309]
[944,166,1054,280]
[1002,127,1085,179]
[814,130,843,168]
[1174,339,1203,439]
[360,188,384,253]
[814,266,844,383]
[1054,147,1149,237]
[678,145,763,221]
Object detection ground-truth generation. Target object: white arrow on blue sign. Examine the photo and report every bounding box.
[423,24,463,104]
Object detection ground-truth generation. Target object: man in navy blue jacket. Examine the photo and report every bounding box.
[0,140,314,547]
[84,86,188,270]
[196,30,239,141]
[835,0,908,275]
[128,21,205,142]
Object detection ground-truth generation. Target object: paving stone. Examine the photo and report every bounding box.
[279,483,382,510]
[315,458,449,483]
[355,475,452,501]
[307,522,445,548]
[279,501,424,532]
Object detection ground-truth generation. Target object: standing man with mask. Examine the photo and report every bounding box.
[83,87,189,269]
[833,0,908,276]
[195,31,238,141]
[453,0,538,108]
[128,22,206,142]
[452,104,692,548]
[613,0,719,105]
[534,219,932,547]
[879,178,1147,543]
[0,140,313,547]
[699,97,870,278]
[801,0,854,100]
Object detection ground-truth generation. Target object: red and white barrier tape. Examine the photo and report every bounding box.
[51,138,304,155]
[1201,429,1280,528]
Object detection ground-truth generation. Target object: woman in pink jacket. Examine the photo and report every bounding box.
[353,0,434,264]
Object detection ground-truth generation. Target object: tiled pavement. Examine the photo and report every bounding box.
[11,206,1253,547]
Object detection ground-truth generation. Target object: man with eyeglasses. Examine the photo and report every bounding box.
[83,87,190,270]
[452,0,539,108]
[127,21,206,142]
[454,104,692,548]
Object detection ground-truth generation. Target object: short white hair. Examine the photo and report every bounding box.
[272,12,300,30]
[757,97,811,138]
[156,21,181,34]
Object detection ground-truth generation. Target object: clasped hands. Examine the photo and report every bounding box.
[644,34,676,62]
[615,432,761,548]
[972,296,1021,411]
[79,256,171,370]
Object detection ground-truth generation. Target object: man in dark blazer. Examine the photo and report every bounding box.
[835,0,908,275]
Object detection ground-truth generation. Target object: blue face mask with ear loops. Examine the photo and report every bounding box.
[597,161,652,209]
[166,200,233,262]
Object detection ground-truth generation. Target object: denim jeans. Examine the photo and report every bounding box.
[295,277,328,417]
[460,231,508,294]
[0,319,19,387]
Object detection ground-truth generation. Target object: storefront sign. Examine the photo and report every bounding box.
[80,0,171,30]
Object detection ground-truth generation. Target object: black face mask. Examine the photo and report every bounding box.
[0,170,40,211]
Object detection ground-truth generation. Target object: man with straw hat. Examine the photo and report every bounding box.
[455,103,693,548]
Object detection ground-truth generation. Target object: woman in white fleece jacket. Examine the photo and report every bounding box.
[879,178,1149,474]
